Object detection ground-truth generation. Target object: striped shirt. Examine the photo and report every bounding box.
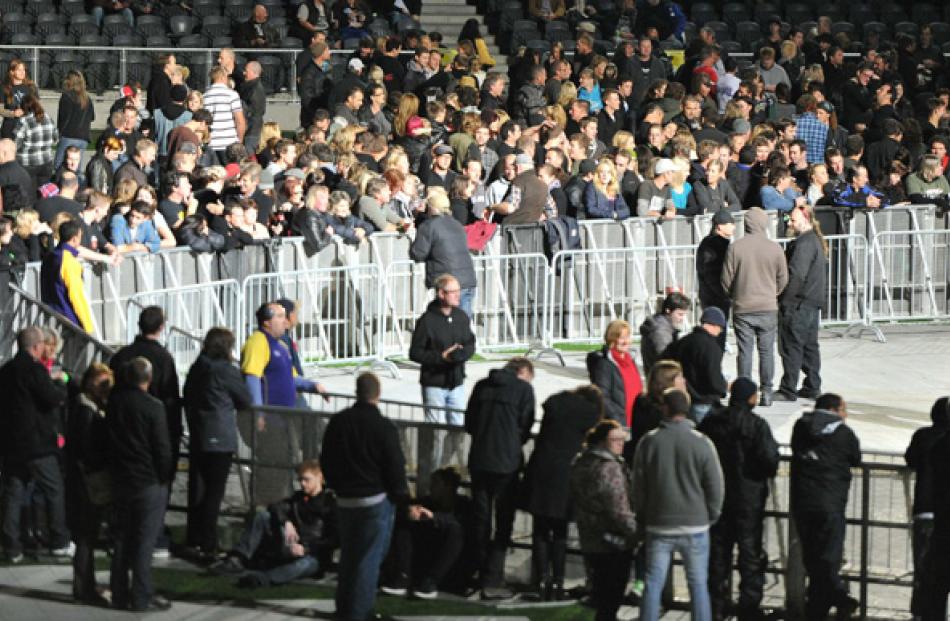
[203,83,242,151]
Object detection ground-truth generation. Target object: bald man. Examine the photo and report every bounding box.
[0,138,35,209]
[235,4,278,48]
[240,61,267,152]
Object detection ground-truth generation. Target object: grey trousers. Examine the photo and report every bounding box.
[733,311,777,393]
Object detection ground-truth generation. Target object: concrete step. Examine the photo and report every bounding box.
[419,14,479,25]
[421,4,478,15]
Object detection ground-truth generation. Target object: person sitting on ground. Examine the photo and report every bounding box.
[212,460,338,588]
[380,466,475,599]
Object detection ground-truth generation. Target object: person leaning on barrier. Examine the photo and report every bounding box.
[721,206,788,407]
[789,393,861,621]
[586,319,642,427]
[465,357,536,600]
[409,189,478,317]
[524,384,604,601]
[774,203,828,402]
[570,419,638,621]
[698,378,780,621]
[40,218,95,334]
[905,397,950,620]
[320,372,411,621]
[639,291,691,374]
[182,327,252,561]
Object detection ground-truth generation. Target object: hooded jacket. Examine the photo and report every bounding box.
[698,402,780,516]
[721,207,789,314]
[465,367,535,474]
[570,447,638,554]
[183,353,252,453]
[905,397,950,516]
[639,312,679,372]
[0,350,68,461]
[790,408,861,514]
[408,300,475,389]
[780,228,827,311]
[661,327,728,405]
[409,213,477,290]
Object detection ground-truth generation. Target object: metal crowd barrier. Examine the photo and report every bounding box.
[219,399,915,620]
[868,229,950,324]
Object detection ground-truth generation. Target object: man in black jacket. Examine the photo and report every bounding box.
[661,306,729,423]
[110,306,181,557]
[0,327,70,562]
[108,357,173,612]
[465,358,535,599]
[321,373,410,621]
[774,205,828,402]
[904,397,949,619]
[696,210,735,349]
[790,393,861,621]
[698,378,780,621]
[299,42,331,129]
[408,273,476,469]
[239,61,267,153]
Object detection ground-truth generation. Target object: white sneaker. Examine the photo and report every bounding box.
[51,542,76,558]
[152,548,170,560]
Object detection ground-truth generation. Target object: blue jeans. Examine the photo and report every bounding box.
[459,287,476,319]
[422,384,466,468]
[690,403,713,424]
[641,530,712,621]
[335,498,394,621]
[53,137,88,171]
[92,6,134,27]
[233,511,320,585]
[1,456,70,555]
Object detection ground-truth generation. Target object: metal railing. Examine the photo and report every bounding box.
[214,398,915,620]
[868,229,950,324]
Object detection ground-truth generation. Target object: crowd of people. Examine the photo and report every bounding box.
[2,0,950,619]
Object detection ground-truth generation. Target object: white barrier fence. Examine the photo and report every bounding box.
[869,229,950,323]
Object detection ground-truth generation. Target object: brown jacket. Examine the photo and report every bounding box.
[721,207,788,314]
[503,170,549,225]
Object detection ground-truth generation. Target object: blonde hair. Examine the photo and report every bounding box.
[557,81,577,108]
[611,130,635,152]
[394,93,420,137]
[593,159,620,198]
[15,209,38,238]
[259,121,282,154]
[50,212,74,242]
[113,177,140,203]
[919,154,942,183]
[604,319,631,348]
[426,187,451,215]
[332,124,364,155]
[544,105,566,130]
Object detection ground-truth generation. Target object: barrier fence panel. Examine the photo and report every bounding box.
[125,280,241,374]
[869,229,950,322]
[379,260,431,359]
[241,264,384,367]
[472,253,550,351]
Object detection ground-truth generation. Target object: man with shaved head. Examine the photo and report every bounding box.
[239,61,266,152]
[0,138,35,208]
[235,4,279,48]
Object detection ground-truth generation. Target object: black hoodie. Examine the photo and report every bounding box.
[790,408,861,514]
[408,300,475,389]
[465,367,535,474]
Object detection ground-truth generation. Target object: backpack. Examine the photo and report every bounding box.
[543,215,581,273]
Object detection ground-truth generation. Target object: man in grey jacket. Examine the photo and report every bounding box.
[639,291,691,373]
[721,207,788,406]
[632,389,724,621]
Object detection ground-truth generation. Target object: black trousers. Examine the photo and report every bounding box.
[794,510,851,619]
[778,305,821,396]
[111,484,167,610]
[912,518,934,617]
[470,469,518,588]
[708,510,767,617]
[387,513,465,587]
[531,514,568,585]
[923,532,950,621]
[587,549,632,621]
[186,451,232,553]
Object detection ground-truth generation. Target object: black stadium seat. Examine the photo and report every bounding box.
[50,51,82,90]
[704,20,730,45]
[721,2,745,28]
[201,15,232,40]
[224,0,252,22]
[125,52,152,89]
[192,0,220,18]
[256,54,282,94]
[0,0,23,16]
[735,21,760,50]
[849,5,877,27]
[210,35,233,48]
[913,4,940,26]
[930,23,950,46]
[103,13,134,40]
[43,32,72,47]
[2,13,33,38]
[78,33,107,48]
[34,12,65,38]
[784,3,812,26]
[879,6,906,26]
[111,33,143,47]
[894,22,918,37]
[544,20,571,44]
[60,0,85,18]
[169,15,197,39]
[719,40,742,55]
[861,22,888,40]
[22,0,44,17]
[146,35,172,48]
[136,14,166,38]
[831,21,855,38]
[85,50,116,93]
[690,2,717,27]
[177,33,206,48]
[9,31,36,45]
[70,14,100,39]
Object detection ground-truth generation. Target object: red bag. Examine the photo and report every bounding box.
[465,220,498,251]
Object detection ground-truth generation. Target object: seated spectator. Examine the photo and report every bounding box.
[176,214,227,253]
[327,190,373,244]
[90,0,133,28]
[380,467,474,599]
[109,200,161,254]
[584,159,629,220]
[234,4,280,49]
[211,460,336,587]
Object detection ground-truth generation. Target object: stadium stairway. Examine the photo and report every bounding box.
[418,0,508,75]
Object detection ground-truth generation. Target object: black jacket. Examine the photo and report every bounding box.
[524,390,602,518]
[321,401,409,502]
[465,367,535,474]
[299,62,329,128]
[183,354,252,454]
[586,346,630,425]
[239,78,266,137]
[864,137,901,183]
[696,232,730,309]
[268,489,338,564]
[905,399,950,516]
[780,229,827,311]
[107,387,174,489]
[698,402,780,516]
[292,207,333,255]
[563,176,589,219]
[626,393,664,463]
[57,91,95,141]
[790,408,861,514]
[0,351,68,461]
[85,153,114,196]
[408,213,477,290]
[110,335,182,441]
[408,300,475,389]
[661,327,728,405]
